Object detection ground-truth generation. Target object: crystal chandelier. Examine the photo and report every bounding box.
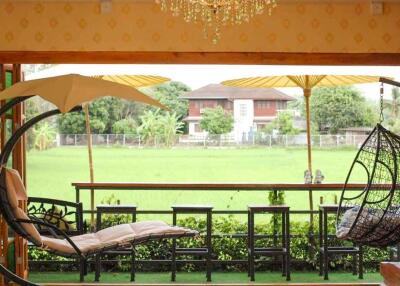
[156,0,277,44]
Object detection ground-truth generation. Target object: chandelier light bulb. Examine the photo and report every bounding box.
[156,0,277,44]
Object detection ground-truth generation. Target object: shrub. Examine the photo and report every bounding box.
[29,214,388,273]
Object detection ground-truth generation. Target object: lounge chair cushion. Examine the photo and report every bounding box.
[5,168,27,209]
[4,168,42,244]
[14,207,43,244]
[41,221,197,255]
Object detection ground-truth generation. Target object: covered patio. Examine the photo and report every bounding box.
[1,1,400,286]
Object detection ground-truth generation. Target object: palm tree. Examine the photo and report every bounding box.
[384,87,400,119]
[34,122,57,151]
[159,112,184,147]
[138,110,161,146]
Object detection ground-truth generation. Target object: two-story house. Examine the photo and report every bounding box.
[181,84,294,141]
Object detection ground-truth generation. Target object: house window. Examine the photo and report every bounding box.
[276,101,286,110]
[240,104,247,117]
[194,123,202,132]
[256,101,270,109]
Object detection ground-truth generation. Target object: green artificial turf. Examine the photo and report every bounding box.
[29,271,382,284]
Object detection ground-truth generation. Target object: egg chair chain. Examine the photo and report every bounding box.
[379,82,384,124]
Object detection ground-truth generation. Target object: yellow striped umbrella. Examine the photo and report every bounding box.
[223,74,387,226]
[94,74,170,88]
[223,75,384,173]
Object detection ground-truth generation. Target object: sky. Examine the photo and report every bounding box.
[27,64,400,101]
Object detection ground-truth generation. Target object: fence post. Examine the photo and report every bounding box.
[269,135,272,147]
[336,135,339,147]
[138,135,141,148]
[74,134,77,146]
[106,134,109,146]
[319,135,322,148]
[123,134,126,146]
[203,135,206,148]
[285,134,288,147]
[56,134,60,147]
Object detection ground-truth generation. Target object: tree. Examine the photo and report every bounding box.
[137,110,161,145]
[200,106,234,135]
[384,87,400,119]
[310,86,376,133]
[137,110,186,147]
[33,122,57,151]
[263,111,300,135]
[57,98,112,134]
[141,81,191,120]
[159,112,184,147]
[112,117,138,134]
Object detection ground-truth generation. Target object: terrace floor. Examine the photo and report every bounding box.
[29,271,382,285]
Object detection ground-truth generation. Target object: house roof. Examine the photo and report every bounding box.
[181,84,294,101]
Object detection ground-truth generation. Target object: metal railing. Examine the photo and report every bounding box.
[59,182,390,271]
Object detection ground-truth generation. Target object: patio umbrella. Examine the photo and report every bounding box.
[0,74,168,226]
[222,74,384,226]
[82,74,169,226]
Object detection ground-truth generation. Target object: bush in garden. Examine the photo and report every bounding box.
[29,214,388,272]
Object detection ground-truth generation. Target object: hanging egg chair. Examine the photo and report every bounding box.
[336,124,400,247]
[337,79,400,247]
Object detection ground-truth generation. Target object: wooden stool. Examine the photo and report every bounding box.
[95,205,137,282]
[318,204,363,280]
[248,204,290,281]
[171,204,213,282]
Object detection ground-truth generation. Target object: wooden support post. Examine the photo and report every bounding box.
[0,64,8,286]
[11,64,28,281]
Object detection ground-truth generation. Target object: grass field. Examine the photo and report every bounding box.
[29,271,382,284]
[26,147,366,219]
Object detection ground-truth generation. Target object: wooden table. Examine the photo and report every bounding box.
[381,262,400,286]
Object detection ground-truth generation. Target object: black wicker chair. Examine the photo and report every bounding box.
[337,123,400,247]
[0,98,198,286]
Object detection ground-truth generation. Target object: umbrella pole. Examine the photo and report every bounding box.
[84,104,95,229]
[304,88,314,228]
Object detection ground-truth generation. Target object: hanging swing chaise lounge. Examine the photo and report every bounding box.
[0,75,198,286]
[337,78,400,247]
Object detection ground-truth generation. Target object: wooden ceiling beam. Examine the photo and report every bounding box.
[0,51,399,66]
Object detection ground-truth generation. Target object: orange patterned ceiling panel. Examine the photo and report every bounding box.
[0,1,399,53]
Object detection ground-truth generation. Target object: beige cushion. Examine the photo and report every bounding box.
[41,221,197,255]
[5,168,27,209]
[14,207,42,244]
[4,168,42,244]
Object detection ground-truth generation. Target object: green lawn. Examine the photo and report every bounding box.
[29,271,382,284]
[26,147,365,218]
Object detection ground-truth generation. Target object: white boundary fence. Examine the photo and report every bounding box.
[56,133,368,148]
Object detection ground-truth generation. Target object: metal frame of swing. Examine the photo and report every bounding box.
[0,97,197,286]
